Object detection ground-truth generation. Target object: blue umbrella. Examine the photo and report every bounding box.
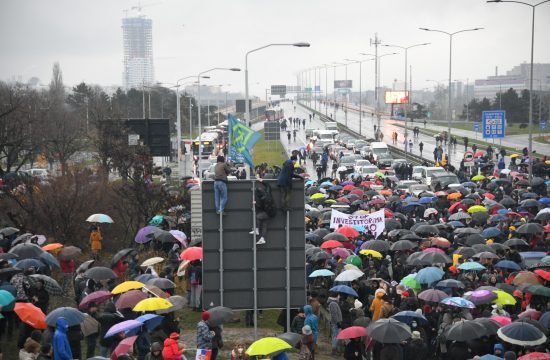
[15,258,46,269]
[440,297,475,309]
[305,180,315,186]
[461,182,476,187]
[479,355,502,360]
[46,307,85,326]
[497,209,510,215]
[0,289,15,307]
[131,314,164,333]
[320,181,332,187]
[495,260,521,271]
[419,197,435,204]
[353,225,366,232]
[309,269,335,278]
[482,227,502,239]
[105,320,143,338]
[329,185,343,191]
[134,274,157,283]
[458,262,486,271]
[490,214,507,222]
[415,267,445,285]
[39,252,60,269]
[391,310,428,325]
[539,312,550,329]
[330,285,358,298]
[448,221,465,228]
[539,198,550,204]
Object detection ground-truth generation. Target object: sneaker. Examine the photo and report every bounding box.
[249,229,259,235]
[256,237,266,245]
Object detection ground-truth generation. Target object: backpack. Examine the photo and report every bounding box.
[257,182,277,218]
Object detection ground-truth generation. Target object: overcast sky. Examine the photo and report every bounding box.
[1,0,549,97]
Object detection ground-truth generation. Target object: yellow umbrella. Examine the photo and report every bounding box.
[246,337,292,356]
[42,243,63,251]
[492,290,517,306]
[133,297,173,312]
[471,175,486,181]
[111,281,145,295]
[468,205,488,214]
[546,160,550,165]
[510,154,521,158]
[310,193,327,200]
[359,249,383,259]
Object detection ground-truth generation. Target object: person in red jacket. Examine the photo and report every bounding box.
[59,258,75,296]
[112,260,129,280]
[162,332,183,360]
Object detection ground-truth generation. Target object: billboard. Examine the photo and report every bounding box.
[271,85,287,96]
[384,91,409,104]
[334,80,352,89]
[235,100,253,113]
[482,111,506,139]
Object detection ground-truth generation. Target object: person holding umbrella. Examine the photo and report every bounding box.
[89,225,103,260]
[343,336,365,360]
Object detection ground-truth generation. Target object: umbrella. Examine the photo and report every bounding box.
[419,251,452,264]
[111,248,136,267]
[141,257,165,267]
[336,226,360,238]
[134,274,158,283]
[345,255,363,267]
[133,297,173,312]
[519,309,542,320]
[324,232,349,242]
[206,306,234,326]
[39,252,60,269]
[335,269,364,282]
[418,289,449,303]
[79,290,113,310]
[497,322,547,346]
[0,253,18,261]
[414,224,439,236]
[15,258,46,269]
[42,243,63,251]
[0,227,19,236]
[309,269,335,278]
[169,230,187,246]
[366,318,412,343]
[148,229,178,243]
[359,249,383,259]
[463,234,485,246]
[384,219,402,231]
[468,205,488,214]
[463,290,497,305]
[85,266,117,281]
[277,332,302,347]
[516,223,544,235]
[134,226,160,244]
[8,243,44,259]
[431,237,451,248]
[86,213,114,223]
[310,193,327,200]
[156,295,187,314]
[133,314,164,332]
[81,313,100,337]
[512,272,543,286]
[361,240,390,252]
[400,274,421,289]
[321,240,343,249]
[445,320,487,341]
[331,247,351,260]
[390,240,416,251]
[458,262,486,271]
[105,320,143,338]
[440,297,475,308]
[473,317,502,335]
[472,174,485,181]
[493,290,517,306]
[492,316,512,326]
[454,247,476,258]
[76,259,95,273]
[246,337,292,356]
[310,251,331,262]
[58,246,82,261]
[46,307,85,327]
[330,285,358,297]
[436,279,465,289]
[539,312,550,329]
[179,247,203,261]
[28,274,62,295]
[473,251,499,260]
[336,326,368,339]
[112,335,138,359]
[147,278,176,290]
[391,311,428,325]
[14,302,47,329]
[482,227,502,239]
[534,269,550,282]
[115,290,148,309]
[415,267,444,285]
[495,260,522,271]
[517,353,550,360]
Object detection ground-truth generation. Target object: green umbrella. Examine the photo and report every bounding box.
[345,255,362,267]
[541,256,550,265]
[400,274,420,289]
[374,172,385,178]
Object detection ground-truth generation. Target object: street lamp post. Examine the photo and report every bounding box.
[420,27,483,166]
[344,57,376,136]
[487,0,550,180]
[245,43,310,129]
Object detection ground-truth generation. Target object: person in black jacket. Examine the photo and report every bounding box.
[344,337,364,360]
[98,301,124,357]
[405,331,428,360]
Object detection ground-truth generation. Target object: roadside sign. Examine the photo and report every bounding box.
[270,85,287,96]
[540,120,547,130]
[426,111,432,119]
[482,111,506,139]
[473,122,480,132]
[463,151,474,167]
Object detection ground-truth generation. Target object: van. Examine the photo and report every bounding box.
[325,122,339,135]
[370,142,390,162]
[419,167,447,186]
[316,130,335,143]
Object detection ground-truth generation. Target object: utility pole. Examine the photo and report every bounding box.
[371,33,382,131]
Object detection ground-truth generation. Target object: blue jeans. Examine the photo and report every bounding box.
[331,323,340,350]
[214,181,228,212]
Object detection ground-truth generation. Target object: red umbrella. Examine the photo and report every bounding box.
[180,246,203,261]
[336,226,360,238]
[449,202,467,213]
[491,315,512,326]
[534,269,550,282]
[360,181,372,187]
[321,240,343,249]
[431,237,451,248]
[14,303,47,329]
[343,184,354,191]
[483,193,496,200]
[518,309,542,320]
[350,189,364,197]
[336,197,351,203]
[337,326,368,340]
[368,199,385,206]
[474,151,485,158]
[115,290,148,310]
[112,335,138,360]
[518,352,550,360]
[384,209,394,218]
[423,247,445,253]
[79,290,113,310]
[506,212,522,217]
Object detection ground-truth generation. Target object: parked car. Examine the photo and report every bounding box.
[339,155,358,172]
[354,159,371,173]
[376,153,393,168]
[430,172,460,191]
[358,165,379,178]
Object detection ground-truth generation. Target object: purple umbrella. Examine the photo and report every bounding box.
[79,290,113,310]
[440,297,476,309]
[418,289,449,303]
[105,320,143,338]
[332,248,351,260]
[134,226,160,244]
[341,181,354,186]
[463,290,498,305]
[115,290,148,309]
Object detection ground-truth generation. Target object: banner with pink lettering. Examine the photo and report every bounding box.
[330,209,385,238]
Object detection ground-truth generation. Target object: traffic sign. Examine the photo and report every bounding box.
[463,151,474,167]
[426,111,432,119]
[270,85,287,96]
[473,122,480,132]
[540,120,547,130]
[482,111,506,139]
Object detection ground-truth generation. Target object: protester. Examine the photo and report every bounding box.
[89,225,103,260]
[162,332,183,360]
[144,342,163,360]
[197,312,214,351]
[53,318,72,360]
[214,155,231,215]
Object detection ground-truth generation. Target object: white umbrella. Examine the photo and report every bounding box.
[335,269,364,282]
[86,214,114,223]
[141,257,164,267]
[337,166,347,173]
[344,264,361,271]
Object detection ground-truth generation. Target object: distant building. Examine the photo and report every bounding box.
[122,16,154,89]
[474,63,550,100]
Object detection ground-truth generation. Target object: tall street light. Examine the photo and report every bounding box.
[197,68,240,165]
[420,27,483,166]
[487,0,550,180]
[245,43,310,127]
[332,62,347,120]
[344,57,375,136]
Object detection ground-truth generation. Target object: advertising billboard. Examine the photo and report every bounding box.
[334,80,352,89]
[384,91,409,104]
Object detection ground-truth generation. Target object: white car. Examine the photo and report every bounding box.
[358,165,379,178]
[354,159,371,173]
[24,168,50,180]
[412,166,426,181]
[419,167,447,186]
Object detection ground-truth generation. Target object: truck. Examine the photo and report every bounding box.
[324,121,339,136]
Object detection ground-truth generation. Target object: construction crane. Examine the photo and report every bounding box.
[123,1,162,18]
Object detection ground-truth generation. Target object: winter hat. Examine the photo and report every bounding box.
[302,325,312,335]
[411,331,421,340]
[169,332,180,339]
[354,299,363,309]
[415,309,423,315]
[201,312,210,321]
[513,290,523,298]
[503,351,517,360]
[401,291,410,298]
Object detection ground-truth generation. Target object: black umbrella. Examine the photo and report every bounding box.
[29,274,63,295]
[278,332,301,348]
[503,238,529,248]
[520,199,540,208]
[11,233,33,246]
[473,318,501,335]
[46,307,86,327]
[8,243,44,259]
[385,219,402,231]
[419,251,452,264]
[323,232,348,242]
[471,212,490,224]
[406,252,429,266]
[514,318,547,333]
[0,266,22,277]
[516,223,544,235]
[361,240,390,253]
[495,283,517,295]
[413,224,439,236]
[313,228,330,239]
[390,240,416,251]
[400,233,423,241]
[367,318,411,343]
[58,246,82,261]
[530,177,544,186]
[472,251,499,260]
[76,260,95,274]
[310,251,331,262]
[436,279,465,289]
[0,253,18,260]
[499,196,516,207]
[206,306,234,326]
[149,230,178,243]
[497,322,547,346]
[464,234,485,246]
[454,247,476,258]
[445,320,486,341]
[157,295,188,314]
[84,266,117,281]
[535,212,550,222]
[0,227,19,236]
[305,247,322,259]
[472,244,495,254]
[147,277,176,290]
[111,248,136,267]
[454,228,481,235]
[521,192,538,200]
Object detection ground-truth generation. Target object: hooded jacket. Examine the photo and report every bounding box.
[303,305,318,343]
[144,342,163,360]
[53,318,72,360]
[370,290,385,321]
[162,337,183,360]
[98,302,124,347]
[327,296,342,326]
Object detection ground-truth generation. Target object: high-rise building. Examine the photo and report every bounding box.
[122,16,154,89]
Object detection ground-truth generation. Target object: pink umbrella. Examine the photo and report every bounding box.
[491,315,512,326]
[112,335,138,360]
[518,309,542,320]
[423,247,445,254]
[332,248,351,260]
[78,290,113,310]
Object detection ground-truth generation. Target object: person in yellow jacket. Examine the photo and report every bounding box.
[89,225,103,260]
[370,289,386,321]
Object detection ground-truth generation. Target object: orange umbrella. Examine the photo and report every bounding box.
[534,269,550,282]
[14,303,47,329]
[179,246,203,261]
[321,240,343,249]
[483,193,496,200]
[379,189,392,196]
[42,243,63,251]
[447,193,462,200]
[511,271,543,286]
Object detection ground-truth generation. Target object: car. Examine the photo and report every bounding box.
[430,172,460,191]
[339,155,360,172]
[354,159,371,173]
[360,145,372,159]
[345,139,357,150]
[305,128,315,138]
[519,251,546,268]
[409,183,431,197]
[396,180,419,194]
[412,166,426,181]
[24,168,50,180]
[418,167,447,186]
[353,140,368,154]
[376,153,393,168]
[358,165,379,178]
[311,145,324,156]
